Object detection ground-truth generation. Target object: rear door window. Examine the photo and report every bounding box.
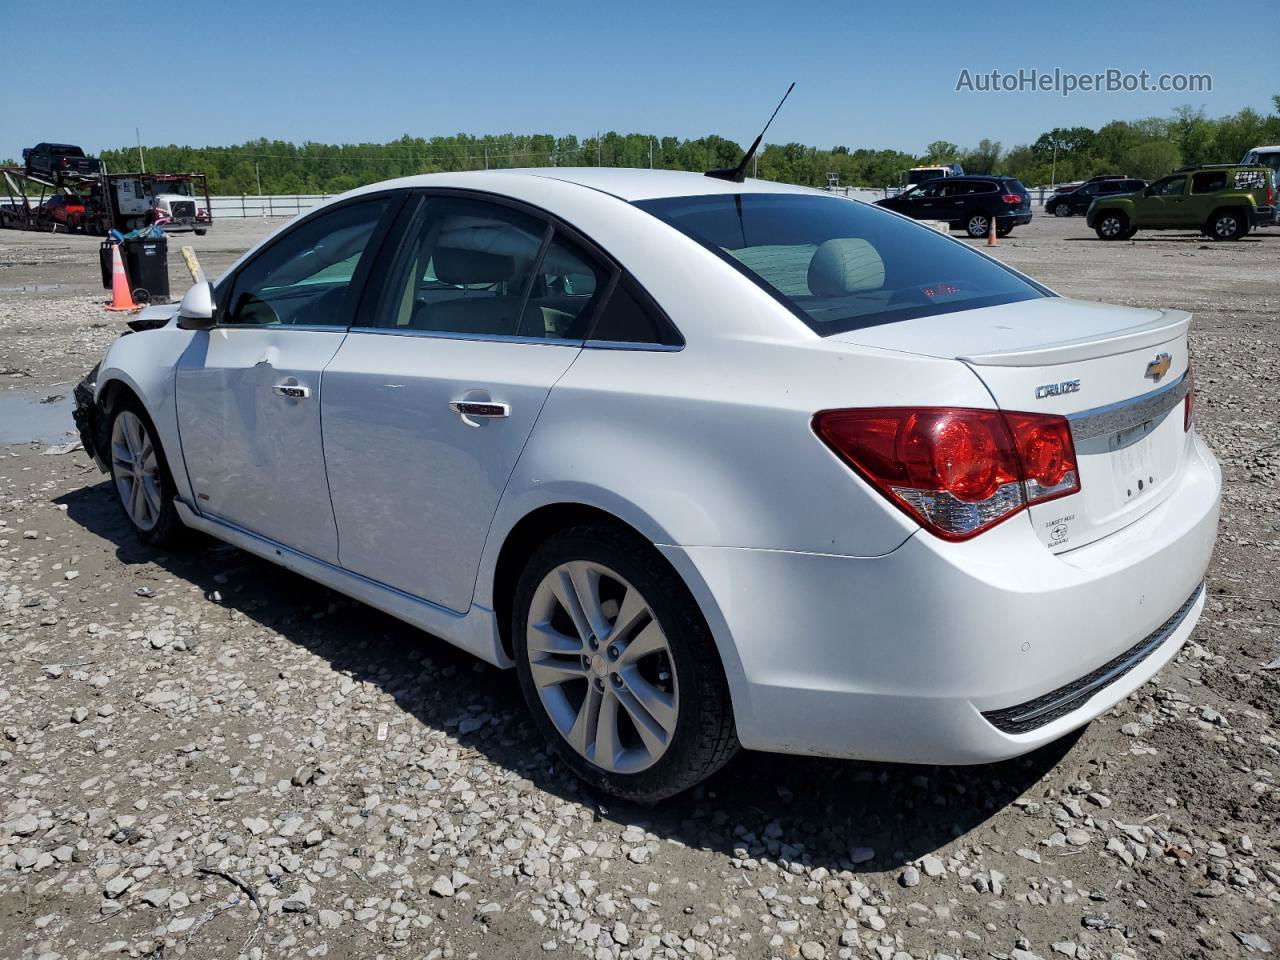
[1191,171,1228,193]
[635,193,1047,337]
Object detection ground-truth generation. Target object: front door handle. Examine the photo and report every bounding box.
[271,383,311,399]
[450,399,511,428]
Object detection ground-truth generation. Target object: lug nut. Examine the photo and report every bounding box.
[607,645,619,659]
[610,673,623,688]
[594,677,605,691]
[587,635,598,650]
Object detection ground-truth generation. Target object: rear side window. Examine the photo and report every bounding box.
[589,277,682,347]
[635,193,1047,336]
[1191,171,1227,193]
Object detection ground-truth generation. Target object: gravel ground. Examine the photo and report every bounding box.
[0,214,1277,960]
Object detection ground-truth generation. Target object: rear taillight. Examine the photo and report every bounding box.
[1002,194,1022,204]
[813,407,1080,541]
[1184,364,1195,431]
[1268,186,1275,206]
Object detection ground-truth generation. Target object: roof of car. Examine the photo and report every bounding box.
[359,167,820,203]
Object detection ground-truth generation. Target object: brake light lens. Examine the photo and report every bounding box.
[813,407,1080,540]
[1002,194,1022,205]
[1184,363,1195,431]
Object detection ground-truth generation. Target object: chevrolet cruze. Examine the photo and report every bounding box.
[74,169,1221,801]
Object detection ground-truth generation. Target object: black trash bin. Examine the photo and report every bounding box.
[99,241,114,290]
[120,235,170,303]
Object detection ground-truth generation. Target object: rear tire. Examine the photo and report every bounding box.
[1207,208,1248,241]
[1095,211,1129,240]
[107,396,186,547]
[1052,203,1072,217]
[513,524,738,803]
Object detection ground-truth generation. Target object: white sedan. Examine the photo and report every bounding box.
[74,169,1221,802]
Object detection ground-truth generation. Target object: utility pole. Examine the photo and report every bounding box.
[597,132,601,167]
[136,127,145,173]
[255,162,263,196]
[649,137,653,169]
[1050,141,1058,189]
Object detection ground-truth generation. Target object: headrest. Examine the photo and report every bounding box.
[433,247,514,285]
[807,238,885,297]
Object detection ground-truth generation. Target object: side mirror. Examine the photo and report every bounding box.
[177,281,216,330]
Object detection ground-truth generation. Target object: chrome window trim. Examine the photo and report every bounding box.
[345,325,584,347]
[210,323,350,334]
[583,339,684,353]
[1067,372,1189,442]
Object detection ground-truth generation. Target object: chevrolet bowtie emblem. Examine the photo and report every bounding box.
[1145,352,1172,382]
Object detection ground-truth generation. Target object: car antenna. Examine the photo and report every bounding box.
[705,82,795,183]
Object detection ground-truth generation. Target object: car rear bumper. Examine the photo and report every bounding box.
[662,431,1220,764]
[1250,205,1276,226]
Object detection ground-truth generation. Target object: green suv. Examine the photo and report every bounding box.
[1087,164,1275,240]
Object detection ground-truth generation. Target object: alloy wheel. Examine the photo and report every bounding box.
[968,215,989,237]
[1054,204,1070,217]
[525,560,679,773]
[111,411,162,531]
[1100,216,1123,238]
[1214,215,1237,239]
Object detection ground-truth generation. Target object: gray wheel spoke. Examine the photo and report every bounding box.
[566,684,603,756]
[529,656,589,688]
[619,667,678,734]
[566,563,610,640]
[551,569,594,644]
[606,586,649,645]
[617,620,666,666]
[528,621,583,656]
[592,692,621,771]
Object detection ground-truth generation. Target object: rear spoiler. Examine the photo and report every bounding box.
[960,309,1191,367]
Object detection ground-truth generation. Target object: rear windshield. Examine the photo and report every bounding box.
[635,193,1048,336]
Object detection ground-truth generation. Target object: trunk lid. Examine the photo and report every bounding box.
[831,298,1193,551]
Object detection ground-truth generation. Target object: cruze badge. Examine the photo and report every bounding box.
[1035,379,1081,399]
[1145,352,1172,382]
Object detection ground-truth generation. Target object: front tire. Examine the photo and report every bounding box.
[513,524,738,803]
[108,397,186,546]
[1095,211,1129,240]
[1052,203,1072,217]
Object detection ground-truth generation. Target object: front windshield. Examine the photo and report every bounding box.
[635,193,1048,337]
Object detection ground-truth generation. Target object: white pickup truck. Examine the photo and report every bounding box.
[112,175,210,235]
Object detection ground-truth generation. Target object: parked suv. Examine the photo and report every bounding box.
[1087,164,1276,241]
[876,175,1033,237]
[23,143,103,180]
[1240,146,1280,224]
[1046,177,1146,217]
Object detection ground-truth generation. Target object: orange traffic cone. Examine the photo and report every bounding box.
[105,243,138,311]
[987,216,998,247]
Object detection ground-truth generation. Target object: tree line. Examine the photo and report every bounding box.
[78,96,1279,195]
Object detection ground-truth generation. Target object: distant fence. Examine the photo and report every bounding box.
[209,185,1061,219]
[209,195,331,218]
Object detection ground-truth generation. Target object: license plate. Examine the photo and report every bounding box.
[1110,420,1156,495]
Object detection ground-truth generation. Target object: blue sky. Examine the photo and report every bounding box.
[3,0,1268,163]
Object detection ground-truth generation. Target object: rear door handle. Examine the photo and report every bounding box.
[271,383,311,399]
[450,399,510,427]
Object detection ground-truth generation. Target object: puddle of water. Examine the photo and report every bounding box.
[0,390,77,444]
[0,284,62,293]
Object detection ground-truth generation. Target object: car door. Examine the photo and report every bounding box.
[1189,170,1228,222]
[893,181,938,219]
[321,192,611,612]
[1141,175,1188,225]
[175,193,400,562]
